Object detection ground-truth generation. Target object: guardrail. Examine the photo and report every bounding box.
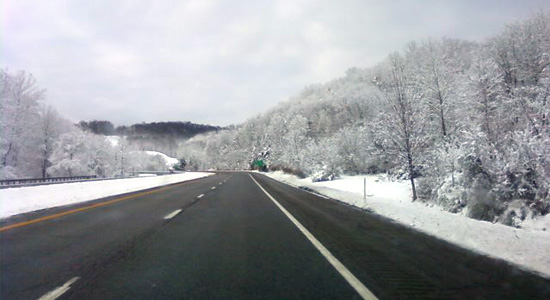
[0,175,97,186]
[138,171,184,175]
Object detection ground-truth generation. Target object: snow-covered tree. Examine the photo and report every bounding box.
[407,39,466,139]
[38,106,73,178]
[374,53,429,200]
[48,130,89,177]
[0,69,44,178]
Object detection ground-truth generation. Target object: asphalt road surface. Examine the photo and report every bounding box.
[1,172,549,300]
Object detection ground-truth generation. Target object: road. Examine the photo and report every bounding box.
[1,172,549,300]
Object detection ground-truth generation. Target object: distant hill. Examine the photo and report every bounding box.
[78,120,221,156]
[78,120,221,137]
[115,121,221,139]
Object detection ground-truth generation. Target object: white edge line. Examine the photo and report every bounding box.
[38,277,80,300]
[307,189,329,199]
[249,174,378,300]
[197,194,205,199]
[280,180,331,199]
[164,209,182,220]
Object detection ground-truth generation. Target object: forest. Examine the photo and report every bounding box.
[178,13,549,225]
[1,13,548,225]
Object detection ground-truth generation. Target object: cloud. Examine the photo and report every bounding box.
[2,0,549,126]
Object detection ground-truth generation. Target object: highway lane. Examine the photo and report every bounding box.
[252,174,550,299]
[0,173,231,300]
[1,172,549,299]
[60,172,361,300]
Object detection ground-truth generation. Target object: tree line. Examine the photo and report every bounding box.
[0,71,212,179]
[78,120,219,137]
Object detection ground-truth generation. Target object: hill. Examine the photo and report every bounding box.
[78,120,221,157]
[181,12,550,226]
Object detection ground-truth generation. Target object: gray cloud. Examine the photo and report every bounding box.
[2,0,549,126]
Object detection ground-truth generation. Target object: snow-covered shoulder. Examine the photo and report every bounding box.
[265,171,550,278]
[0,172,213,219]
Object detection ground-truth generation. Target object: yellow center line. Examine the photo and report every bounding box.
[0,183,184,232]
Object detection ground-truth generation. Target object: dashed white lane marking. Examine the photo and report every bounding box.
[219,182,223,185]
[197,194,205,199]
[249,175,378,300]
[164,209,182,220]
[38,277,80,300]
[211,186,216,190]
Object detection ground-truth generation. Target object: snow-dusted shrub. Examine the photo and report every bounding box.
[467,187,505,222]
[415,177,436,200]
[499,200,531,227]
[460,158,503,221]
[311,167,339,182]
[491,131,550,216]
[424,174,467,213]
[461,155,490,186]
[269,165,306,179]
[0,166,18,180]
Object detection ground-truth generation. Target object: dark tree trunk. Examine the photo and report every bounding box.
[407,152,417,201]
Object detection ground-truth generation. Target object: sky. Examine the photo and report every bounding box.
[2,0,549,126]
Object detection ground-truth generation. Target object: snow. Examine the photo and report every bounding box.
[105,135,120,147]
[146,151,179,167]
[265,171,550,278]
[0,172,213,219]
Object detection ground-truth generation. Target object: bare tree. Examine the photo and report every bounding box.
[38,106,69,178]
[374,53,428,200]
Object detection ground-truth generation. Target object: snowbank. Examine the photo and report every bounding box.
[265,171,550,278]
[0,172,213,219]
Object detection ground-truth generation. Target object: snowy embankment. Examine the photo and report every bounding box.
[146,151,179,167]
[0,172,213,219]
[265,171,550,278]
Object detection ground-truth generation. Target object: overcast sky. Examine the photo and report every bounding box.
[2,0,549,126]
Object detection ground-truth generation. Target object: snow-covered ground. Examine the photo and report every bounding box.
[105,135,120,147]
[265,171,550,278]
[146,151,179,167]
[0,172,213,219]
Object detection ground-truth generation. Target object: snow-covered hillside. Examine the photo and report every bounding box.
[146,151,179,167]
[265,171,550,278]
[187,13,550,236]
[105,136,178,168]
